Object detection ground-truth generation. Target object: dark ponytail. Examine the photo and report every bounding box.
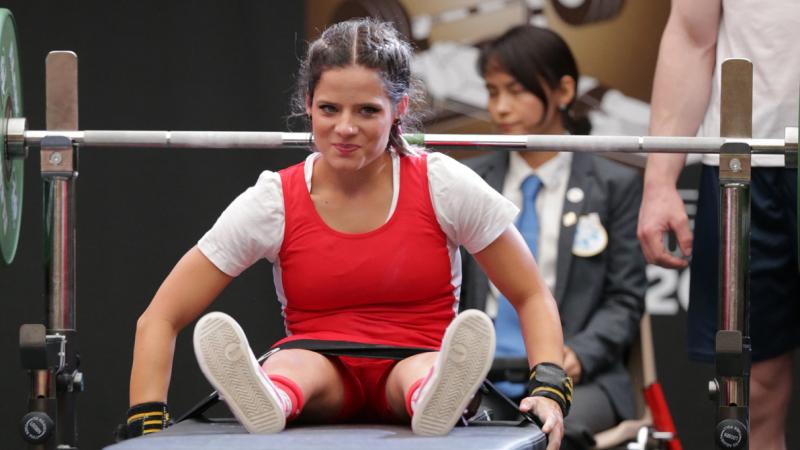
[560,107,592,136]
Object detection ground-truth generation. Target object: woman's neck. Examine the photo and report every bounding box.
[314,151,392,195]
[520,151,559,169]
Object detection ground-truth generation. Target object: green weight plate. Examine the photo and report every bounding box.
[0,9,23,266]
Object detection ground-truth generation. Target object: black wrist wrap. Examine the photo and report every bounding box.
[126,401,171,438]
[527,362,574,417]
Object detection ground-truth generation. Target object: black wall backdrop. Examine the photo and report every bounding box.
[0,2,798,450]
[0,2,305,448]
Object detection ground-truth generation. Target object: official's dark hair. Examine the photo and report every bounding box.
[292,18,424,155]
[478,25,591,135]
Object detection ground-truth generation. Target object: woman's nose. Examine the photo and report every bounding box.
[335,115,358,136]
[494,93,512,114]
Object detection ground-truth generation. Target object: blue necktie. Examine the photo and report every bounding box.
[494,174,542,398]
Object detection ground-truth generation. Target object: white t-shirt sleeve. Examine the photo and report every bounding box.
[197,170,285,276]
[427,152,519,254]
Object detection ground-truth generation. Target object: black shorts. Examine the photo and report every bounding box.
[688,165,799,363]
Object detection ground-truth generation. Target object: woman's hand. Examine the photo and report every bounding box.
[519,396,564,450]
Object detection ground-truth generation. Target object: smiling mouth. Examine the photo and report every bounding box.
[333,143,360,153]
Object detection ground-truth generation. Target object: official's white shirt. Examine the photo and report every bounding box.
[485,152,572,317]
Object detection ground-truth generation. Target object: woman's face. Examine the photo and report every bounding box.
[484,69,566,136]
[307,65,404,172]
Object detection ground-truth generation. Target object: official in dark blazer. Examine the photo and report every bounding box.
[460,151,646,419]
[467,25,647,450]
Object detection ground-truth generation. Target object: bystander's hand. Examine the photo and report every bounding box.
[563,346,582,384]
[637,181,692,268]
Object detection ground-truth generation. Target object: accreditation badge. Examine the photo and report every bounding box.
[572,212,608,257]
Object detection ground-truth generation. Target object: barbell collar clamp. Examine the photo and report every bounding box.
[785,126,798,168]
[5,117,26,158]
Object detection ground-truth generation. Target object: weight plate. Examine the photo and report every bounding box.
[0,8,23,266]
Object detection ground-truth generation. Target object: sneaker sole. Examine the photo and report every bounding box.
[193,312,286,434]
[411,310,495,436]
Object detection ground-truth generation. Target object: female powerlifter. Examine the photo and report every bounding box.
[125,19,570,450]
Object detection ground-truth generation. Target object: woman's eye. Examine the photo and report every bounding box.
[319,104,337,114]
[361,106,379,115]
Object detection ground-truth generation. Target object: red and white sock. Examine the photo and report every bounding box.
[405,368,434,416]
[263,373,305,421]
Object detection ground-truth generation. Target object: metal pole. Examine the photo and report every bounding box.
[44,173,76,332]
[712,59,752,450]
[43,51,80,450]
[18,129,792,154]
[717,178,750,406]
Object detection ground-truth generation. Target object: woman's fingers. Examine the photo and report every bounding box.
[519,396,564,449]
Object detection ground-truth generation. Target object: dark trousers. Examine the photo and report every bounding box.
[688,165,800,362]
[561,383,618,450]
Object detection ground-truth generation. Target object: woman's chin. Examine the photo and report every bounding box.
[321,154,365,172]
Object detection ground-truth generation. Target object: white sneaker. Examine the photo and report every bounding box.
[410,310,495,436]
[193,312,286,434]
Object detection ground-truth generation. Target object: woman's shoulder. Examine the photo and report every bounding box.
[254,156,312,189]
[425,150,470,173]
[236,170,285,208]
[252,169,283,189]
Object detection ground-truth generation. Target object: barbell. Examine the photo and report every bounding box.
[0,8,798,266]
